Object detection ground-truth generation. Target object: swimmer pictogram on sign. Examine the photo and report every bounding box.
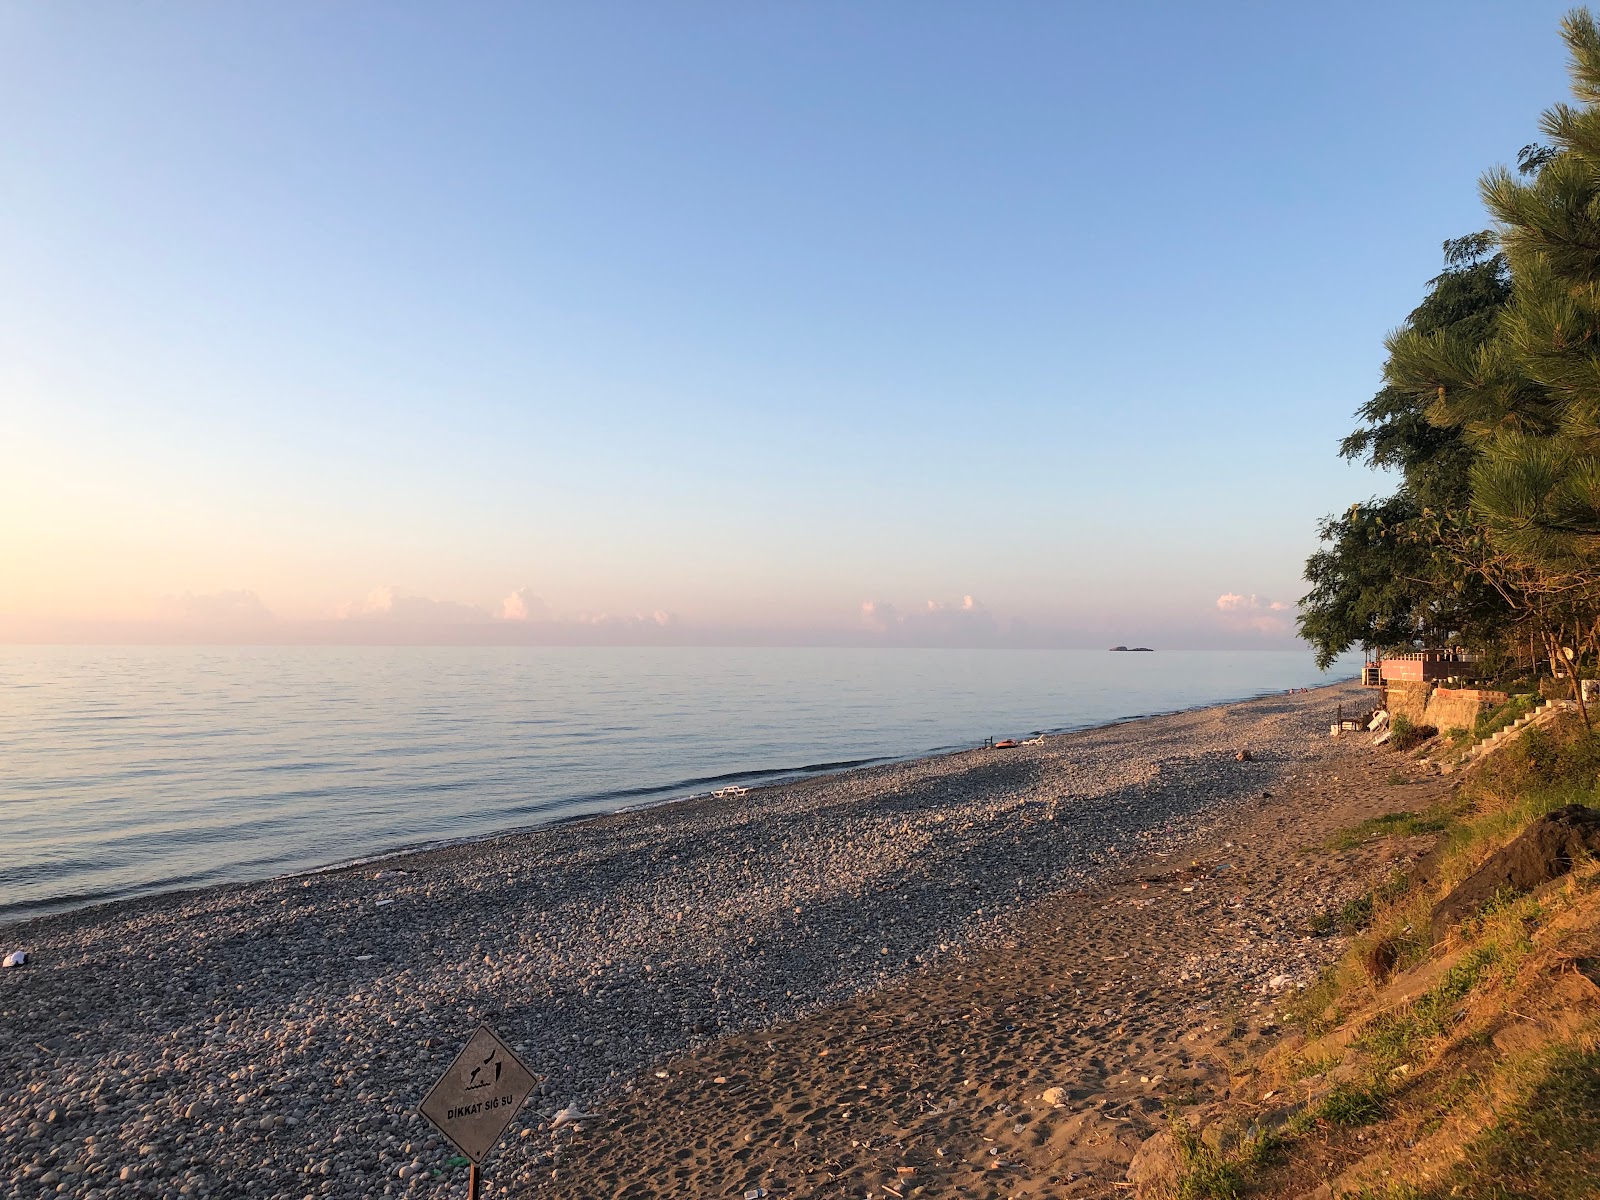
[417,1024,537,1176]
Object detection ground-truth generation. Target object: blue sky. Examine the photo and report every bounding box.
[0,2,1581,646]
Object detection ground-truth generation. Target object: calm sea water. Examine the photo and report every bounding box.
[1,646,1355,921]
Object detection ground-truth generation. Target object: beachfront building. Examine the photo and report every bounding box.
[1362,649,1505,727]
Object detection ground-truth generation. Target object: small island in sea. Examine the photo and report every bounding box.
[1109,645,1154,652]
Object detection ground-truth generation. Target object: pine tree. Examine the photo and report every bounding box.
[1387,8,1600,573]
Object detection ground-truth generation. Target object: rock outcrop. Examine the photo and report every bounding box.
[1431,803,1600,938]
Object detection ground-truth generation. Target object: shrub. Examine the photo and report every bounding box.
[1339,893,1374,933]
[1390,722,1439,753]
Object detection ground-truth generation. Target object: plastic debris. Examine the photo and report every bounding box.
[551,1102,597,1129]
[2,950,27,968]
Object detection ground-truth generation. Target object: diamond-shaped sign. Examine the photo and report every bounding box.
[418,1025,537,1164]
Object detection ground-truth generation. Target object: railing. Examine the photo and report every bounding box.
[1380,650,1479,663]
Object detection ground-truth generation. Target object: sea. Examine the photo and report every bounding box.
[1,646,1357,922]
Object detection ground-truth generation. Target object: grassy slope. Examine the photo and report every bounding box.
[1159,715,1600,1200]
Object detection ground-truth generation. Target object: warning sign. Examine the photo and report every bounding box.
[417,1025,536,1164]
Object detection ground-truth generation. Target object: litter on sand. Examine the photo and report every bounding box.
[551,1103,597,1129]
[2,950,28,968]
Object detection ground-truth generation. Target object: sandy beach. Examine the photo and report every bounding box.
[1,680,1419,1199]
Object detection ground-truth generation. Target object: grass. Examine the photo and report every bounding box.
[1327,810,1451,852]
[1419,1046,1600,1200]
[1186,718,1600,1197]
[1356,945,1501,1072]
[1318,1082,1389,1127]
[1172,1118,1245,1200]
[1472,692,1540,742]
[1339,893,1375,933]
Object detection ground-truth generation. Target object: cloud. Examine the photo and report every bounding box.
[499,588,550,621]
[1216,591,1294,635]
[859,594,998,643]
[859,599,901,632]
[573,610,676,628]
[339,586,491,623]
[1216,593,1289,613]
[159,590,274,623]
[333,586,677,636]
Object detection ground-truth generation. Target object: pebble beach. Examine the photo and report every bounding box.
[1,680,1407,1199]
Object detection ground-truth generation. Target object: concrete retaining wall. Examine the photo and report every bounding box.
[1425,687,1507,733]
[1386,680,1433,724]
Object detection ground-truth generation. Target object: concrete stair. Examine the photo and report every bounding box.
[1458,699,1573,764]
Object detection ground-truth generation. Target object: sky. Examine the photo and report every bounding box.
[0,1,1583,648]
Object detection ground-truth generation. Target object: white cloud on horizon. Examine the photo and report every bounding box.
[336,587,676,631]
[338,586,492,623]
[860,594,998,642]
[1216,592,1289,613]
[1215,591,1294,635]
[573,609,676,628]
[499,588,550,621]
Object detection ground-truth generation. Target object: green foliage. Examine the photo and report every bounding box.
[1376,868,1413,906]
[1339,893,1375,933]
[1343,233,1509,512]
[1299,232,1516,669]
[1501,719,1600,789]
[1301,10,1600,683]
[1390,722,1439,753]
[1341,1186,1424,1200]
[1383,10,1600,578]
[1233,1125,1286,1168]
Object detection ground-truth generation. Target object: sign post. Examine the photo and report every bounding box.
[418,1025,537,1198]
